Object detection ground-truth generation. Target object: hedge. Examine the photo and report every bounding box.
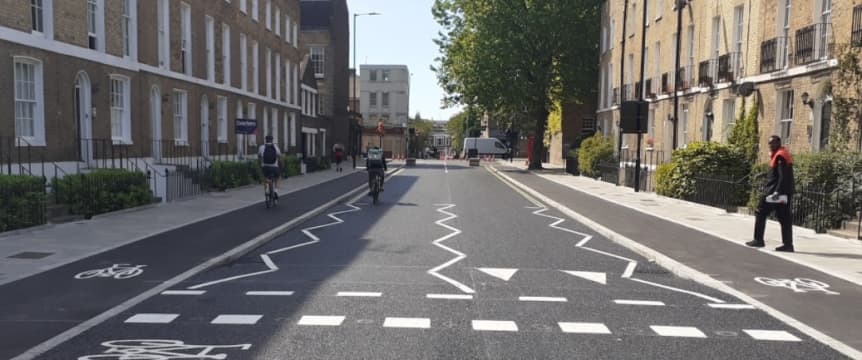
[655,141,750,205]
[281,155,301,178]
[0,175,46,232]
[209,161,263,191]
[577,134,615,177]
[53,169,152,218]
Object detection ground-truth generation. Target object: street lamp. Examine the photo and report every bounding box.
[353,12,381,158]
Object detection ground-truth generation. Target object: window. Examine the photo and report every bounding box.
[643,46,649,98]
[290,113,296,146]
[181,3,192,75]
[820,100,832,149]
[217,96,228,142]
[31,0,44,32]
[265,47,272,97]
[722,99,736,140]
[382,92,390,108]
[294,65,299,104]
[370,92,377,107]
[311,47,325,78]
[265,0,271,30]
[275,53,281,100]
[87,0,97,49]
[286,59,291,103]
[240,33,247,90]
[628,2,636,37]
[647,109,656,139]
[275,7,280,37]
[13,58,44,145]
[285,16,291,44]
[158,0,169,68]
[222,24,231,86]
[263,107,269,138]
[680,104,689,147]
[253,40,259,93]
[293,23,298,45]
[252,0,259,21]
[655,0,663,19]
[819,0,832,59]
[733,6,744,77]
[609,19,615,50]
[240,0,247,14]
[272,108,279,143]
[370,70,377,81]
[703,107,714,141]
[779,90,794,143]
[173,90,188,143]
[122,0,134,57]
[853,5,862,47]
[654,41,661,91]
[110,76,131,143]
[601,25,607,53]
[382,70,390,81]
[206,16,215,81]
[248,102,257,145]
[318,94,325,115]
[779,0,791,68]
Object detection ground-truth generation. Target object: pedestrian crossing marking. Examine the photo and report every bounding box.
[559,322,612,334]
[383,317,431,329]
[519,296,567,302]
[337,291,383,297]
[651,325,707,338]
[743,330,802,342]
[472,320,519,332]
[124,313,179,324]
[476,268,518,281]
[298,315,346,326]
[211,315,263,325]
[561,270,607,285]
[427,293,474,300]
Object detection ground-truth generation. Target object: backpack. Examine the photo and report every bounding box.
[263,144,278,164]
[367,149,383,161]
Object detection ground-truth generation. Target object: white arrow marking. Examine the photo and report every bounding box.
[476,268,519,281]
[562,270,607,285]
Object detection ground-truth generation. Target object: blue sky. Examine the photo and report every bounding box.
[348,0,462,122]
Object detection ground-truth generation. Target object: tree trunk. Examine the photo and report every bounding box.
[529,108,550,170]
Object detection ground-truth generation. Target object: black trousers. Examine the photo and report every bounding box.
[368,168,384,189]
[754,195,793,245]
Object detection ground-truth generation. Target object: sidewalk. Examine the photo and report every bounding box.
[497,159,862,286]
[0,165,376,287]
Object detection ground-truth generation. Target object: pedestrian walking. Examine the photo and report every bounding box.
[333,144,345,172]
[747,135,795,252]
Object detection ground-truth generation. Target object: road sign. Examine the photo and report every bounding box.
[235,118,257,134]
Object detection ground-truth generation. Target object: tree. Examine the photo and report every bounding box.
[409,113,435,156]
[446,108,482,154]
[432,0,600,169]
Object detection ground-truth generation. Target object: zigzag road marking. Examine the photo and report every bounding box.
[428,204,475,294]
[188,203,362,290]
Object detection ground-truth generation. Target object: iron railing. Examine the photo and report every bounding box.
[794,23,833,65]
[717,53,734,83]
[687,175,751,210]
[597,162,620,186]
[761,36,791,73]
[853,5,862,47]
[698,59,715,87]
[676,66,692,91]
[621,149,667,193]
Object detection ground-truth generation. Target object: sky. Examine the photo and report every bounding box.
[348,0,462,122]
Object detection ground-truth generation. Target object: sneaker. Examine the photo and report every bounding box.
[775,245,795,252]
[745,240,765,248]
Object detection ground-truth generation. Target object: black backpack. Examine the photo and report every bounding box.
[263,144,278,164]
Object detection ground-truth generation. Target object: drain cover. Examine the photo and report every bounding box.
[8,251,54,259]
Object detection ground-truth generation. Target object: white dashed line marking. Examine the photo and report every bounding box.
[246,291,295,296]
[383,317,431,329]
[614,299,666,306]
[708,303,756,310]
[210,315,263,325]
[298,316,346,326]
[743,330,802,342]
[518,296,568,302]
[651,326,707,338]
[426,294,474,300]
[472,320,518,332]
[124,314,179,324]
[160,290,206,296]
[558,322,612,334]
[337,292,383,297]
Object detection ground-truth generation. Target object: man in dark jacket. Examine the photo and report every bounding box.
[747,135,795,252]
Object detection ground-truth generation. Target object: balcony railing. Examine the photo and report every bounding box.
[853,5,862,47]
[676,66,692,90]
[795,23,833,65]
[698,59,715,87]
[717,53,734,83]
[760,36,791,73]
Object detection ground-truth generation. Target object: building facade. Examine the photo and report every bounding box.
[598,0,858,163]
[299,0,350,154]
[359,64,410,157]
[1,0,308,176]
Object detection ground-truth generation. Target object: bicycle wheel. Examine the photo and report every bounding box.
[265,184,272,209]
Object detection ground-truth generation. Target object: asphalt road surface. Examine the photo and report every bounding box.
[22,162,848,360]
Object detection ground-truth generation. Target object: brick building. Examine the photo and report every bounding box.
[598,0,859,164]
[0,0,323,177]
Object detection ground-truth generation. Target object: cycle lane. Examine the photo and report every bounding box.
[496,167,862,358]
[0,172,371,360]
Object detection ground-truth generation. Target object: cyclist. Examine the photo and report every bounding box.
[366,146,387,195]
[259,135,282,198]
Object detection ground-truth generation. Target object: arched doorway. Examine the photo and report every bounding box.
[151,86,162,161]
[201,95,210,158]
[75,72,93,165]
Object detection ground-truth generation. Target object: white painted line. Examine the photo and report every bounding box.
[518,296,568,303]
[160,290,206,296]
[558,322,612,334]
[651,325,707,338]
[630,278,726,304]
[614,299,666,306]
[472,320,519,332]
[562,270,607,285]
[476,268,519,281]
[298,315,346,326]
[428,204,476,294]
[426,294,474,300]
[337,291,382,297]
[245,291,295,296]
[708,303,756,310]
[383,317,431,329]
[124,313,179,324]
[743,330,802,342]
[211,315,263,325]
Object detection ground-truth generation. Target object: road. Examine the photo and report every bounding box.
[15,161,850,359]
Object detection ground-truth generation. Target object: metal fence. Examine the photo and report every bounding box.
[621,149,666,193]
[687,175,751,210]
[597,162,620,186]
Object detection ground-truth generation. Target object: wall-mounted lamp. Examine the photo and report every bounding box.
[801,92,815,109]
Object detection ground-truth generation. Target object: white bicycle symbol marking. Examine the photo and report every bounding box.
[74,264,147,280]
[78,339,252,359]
[754,277,840,295]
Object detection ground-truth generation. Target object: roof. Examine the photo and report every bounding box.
[300,1,332,30]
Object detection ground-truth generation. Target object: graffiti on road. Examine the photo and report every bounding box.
[754,277,840,295]
[74,264,147,280]
[77,339,252,359]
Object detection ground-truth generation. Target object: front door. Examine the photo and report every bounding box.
[75,73,93,165]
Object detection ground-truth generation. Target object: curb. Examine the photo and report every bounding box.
[488,166,862,360]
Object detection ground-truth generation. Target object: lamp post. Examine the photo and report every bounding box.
[353,12,381,158]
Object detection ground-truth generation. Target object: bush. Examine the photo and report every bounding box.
[209,161,262,191]
[655,142,750,205]
[787,151,862,230]
[281,154,301,178]
[577,134,615,177]
[53,169,152,217]
[319,156,331,170]
[0,175,46,232]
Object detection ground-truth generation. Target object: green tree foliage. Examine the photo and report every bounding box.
[577,134,615,177]
[446,108,483,154]
[655,142,750,206]
[544,102,562,146]
[726,97,759,167]
[432,0,600,169]
[409,113,435,152]
[830,44,862,151]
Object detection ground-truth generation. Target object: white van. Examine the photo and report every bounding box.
[464,138,509,158]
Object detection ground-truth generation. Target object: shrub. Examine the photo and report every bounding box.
[0,175,46,232]
[320,156,331,170]
[787,151,862,231]
[655,142,750,205]
[281,154,301,178]
[577,134,615,177]
[53,169,152,217]
[209,161,262,191]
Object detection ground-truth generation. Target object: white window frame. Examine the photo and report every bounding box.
[252,40,259,94]
[285,15,291,44]
[87,0,105,51]
[293,64,299,104]
[283,112,289,148]
[382,92,390,108]
[275,7,281,37]
[248,102,257,145]
[263,106,269,138]
[240,33,248,91]
[31,0,54,39]
[655,0,663,20]
[265,0,272,30]
[252,0,259,22]
[654,41,661,94]
[285,59,291,103]
[779,90,794,144]
[265,47,272,98]
[181,2,192,76]
[157,0,169,69]
[733,6,744,78]
[293,23,298,46]
[206,16,215,82]
[121,0,137,59]
[275,53,281,100]
[271,108,279,144]
[311,47,325,78]
[240,0,247,14]
[13,57,45,146]
[722,98,736,141]
[110,75,132,144]
[290,113,297,146]
[370,92,377,108]
[173,90,189,144]
[217,96,228,143]
[222,24,231,86]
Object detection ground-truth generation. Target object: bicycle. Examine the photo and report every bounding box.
[369,171,383,205]
[264,175,278,209]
